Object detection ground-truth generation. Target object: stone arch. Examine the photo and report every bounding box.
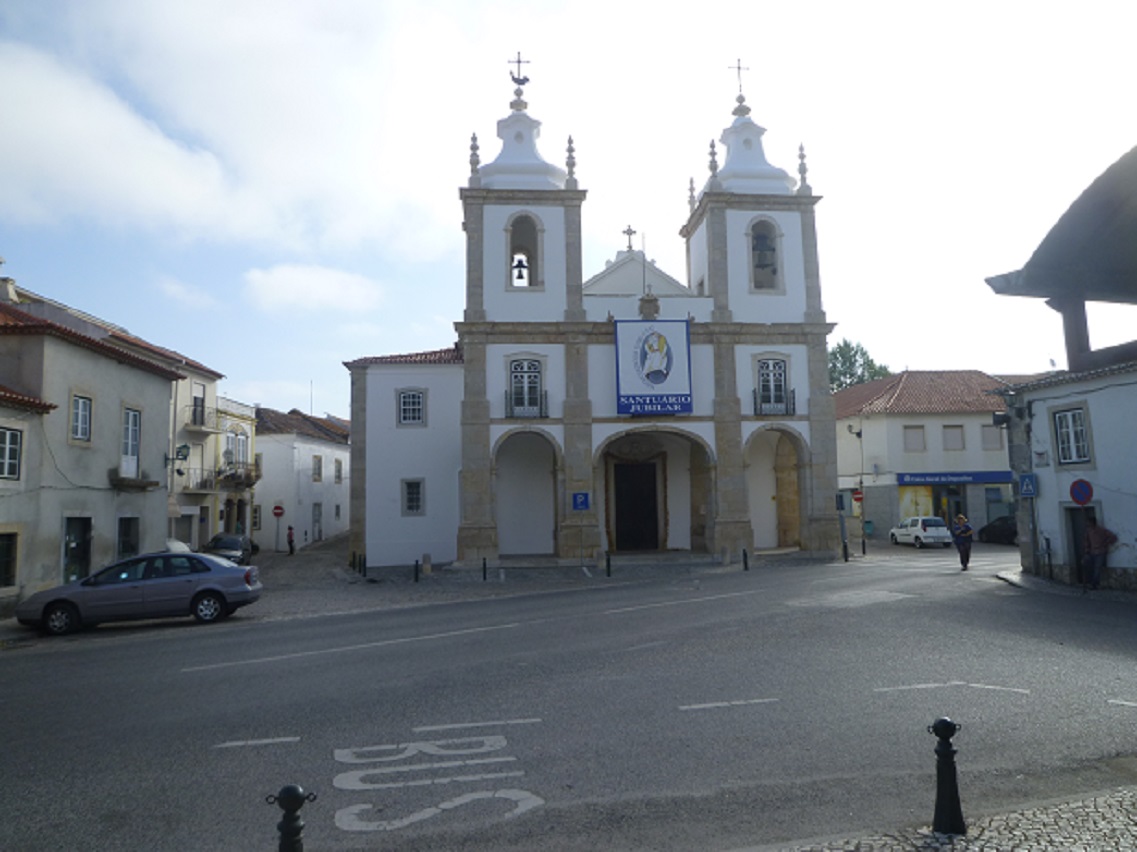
[743,425,808,549]
[504,210,546,289]
[593,426,716,554]
[492,427,563,556]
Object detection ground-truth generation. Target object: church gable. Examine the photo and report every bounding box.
[583,250,690,297]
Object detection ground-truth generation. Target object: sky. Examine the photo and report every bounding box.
[3,1,1136,419]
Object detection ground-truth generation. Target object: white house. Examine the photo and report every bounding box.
[347,77,839,569]
[988,144,1137,589]
[254,407,350,552]
[833,370,1016,538]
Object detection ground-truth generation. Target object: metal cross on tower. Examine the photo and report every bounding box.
[623,225,637,251]
[728,58,749,93]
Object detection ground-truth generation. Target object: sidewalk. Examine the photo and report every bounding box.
[5,542,1137,848]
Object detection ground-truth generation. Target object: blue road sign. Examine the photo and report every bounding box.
[572,492,590,511]
[1019,473,1037,499]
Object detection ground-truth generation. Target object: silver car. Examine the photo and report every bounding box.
[15,552,263,635]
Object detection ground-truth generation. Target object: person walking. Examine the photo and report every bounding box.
[287,525,295,556]
[1082,516,1117,590]
[952,514,973,571]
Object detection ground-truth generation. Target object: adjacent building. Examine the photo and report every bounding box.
[254,407,350,552]
[988,144,1137,589]
[833,370,1016,537]
[348,79,839,568]
[0,292,181,615]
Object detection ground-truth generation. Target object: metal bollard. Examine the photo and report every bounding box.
[742,549,749,571]
[483,556,487,582]
[928,717,966,835]
[266,783,316,852]
[606,552,611,578]
[414,559,419,583]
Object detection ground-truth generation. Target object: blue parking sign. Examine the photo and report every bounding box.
[572,492,590,511]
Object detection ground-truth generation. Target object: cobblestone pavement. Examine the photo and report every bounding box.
[5,539,1137,848]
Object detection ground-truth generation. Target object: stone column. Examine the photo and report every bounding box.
[461,191,487,323]
[455,331,496,562]
[707,201,733,323]
[559,330,599,558]
[711,335,752,560]
[804,326,841,554]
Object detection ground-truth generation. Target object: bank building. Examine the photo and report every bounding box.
[346,72,839,568]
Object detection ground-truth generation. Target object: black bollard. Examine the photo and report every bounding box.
[606,551,611,578]
[928,717,966,835]
[483,556,487,582]
[414,559,419,583]
[743,549,749,571]
[266,783,317,852]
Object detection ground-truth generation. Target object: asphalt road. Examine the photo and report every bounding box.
[3,543,1137,851]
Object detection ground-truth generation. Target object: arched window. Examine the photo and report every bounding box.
[750,220,780,291]
[508,359,544,417]
[508,214,540,288]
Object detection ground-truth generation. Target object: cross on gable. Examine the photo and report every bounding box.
[623,225,636,251]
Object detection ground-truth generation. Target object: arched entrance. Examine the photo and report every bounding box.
[598,431,713,554]
[495,431,558,556]
[745,428,803,549]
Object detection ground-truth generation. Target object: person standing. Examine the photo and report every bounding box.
[1082,516,1118,590]
[952,514,973,571]
[287,525,295,556]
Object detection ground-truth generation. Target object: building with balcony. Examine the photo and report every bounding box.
[0,289,181,615]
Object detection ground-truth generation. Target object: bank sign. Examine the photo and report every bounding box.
[897,471,1013,485]
[614,319,693,415]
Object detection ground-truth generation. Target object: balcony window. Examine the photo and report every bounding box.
[755,358,792,415]
[508,359,545,418]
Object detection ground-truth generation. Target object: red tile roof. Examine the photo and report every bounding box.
[256,407,350,444]
[833,370,1011,419]
[344,344,463,368]
[0,382,55,413]
[0,302,185,381]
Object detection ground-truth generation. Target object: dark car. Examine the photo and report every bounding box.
[203,533,254,565]
[15,552,262,635]
[978,515,1018,545]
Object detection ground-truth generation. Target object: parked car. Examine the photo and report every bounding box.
[978,515,1018,545]
[203,533,254,565]
[15,552,262,636]
[889,516,953,548]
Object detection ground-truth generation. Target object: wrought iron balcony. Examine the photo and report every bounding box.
[752,387,796,416]
[217,462,261,491]
[504,389,548,418]
[182,404,223,432]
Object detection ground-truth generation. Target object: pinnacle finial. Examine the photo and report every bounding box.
[797,143,812,196]
[468,133,481,187]
[688,177,696,212]
[708,141,719,177]
[565,136,577,189]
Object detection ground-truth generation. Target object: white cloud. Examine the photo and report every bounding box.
[159,275,218,308]
[244,264,384,312]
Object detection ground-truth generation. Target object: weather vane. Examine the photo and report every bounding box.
[509,51,530,86]
[728,58,749,94]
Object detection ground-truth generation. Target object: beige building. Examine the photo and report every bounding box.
[348,79,839,568]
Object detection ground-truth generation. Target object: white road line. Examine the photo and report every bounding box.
[181,622,521,672]
[874,681,1030,695]
[1108,699,1137,707]
[213,736,301,748]
[338,771,526,791]
[414,718,542,732]
[679,698,778,711]
[605,588,763,615]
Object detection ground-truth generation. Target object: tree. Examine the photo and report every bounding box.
[828,339,890,391]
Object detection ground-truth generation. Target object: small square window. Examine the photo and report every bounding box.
[398,390,426,426]
[943,425,964,451]
[903,425,926,452]
[981,424,1003,451]
[402,479,425,516]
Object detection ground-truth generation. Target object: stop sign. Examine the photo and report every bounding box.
[272,505,285,518]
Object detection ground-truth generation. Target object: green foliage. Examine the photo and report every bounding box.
[828,339,890,391]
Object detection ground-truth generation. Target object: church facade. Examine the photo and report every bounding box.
[347,80,839,568]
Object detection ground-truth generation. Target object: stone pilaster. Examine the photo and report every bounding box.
[804,325,841,554]
[798,199,826,325]
[558,334,598,557]
[455,335,496,562]
[707,202,733,323]
[460,192,486,323]
[563,202,586,322]
[711,338,752,560]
